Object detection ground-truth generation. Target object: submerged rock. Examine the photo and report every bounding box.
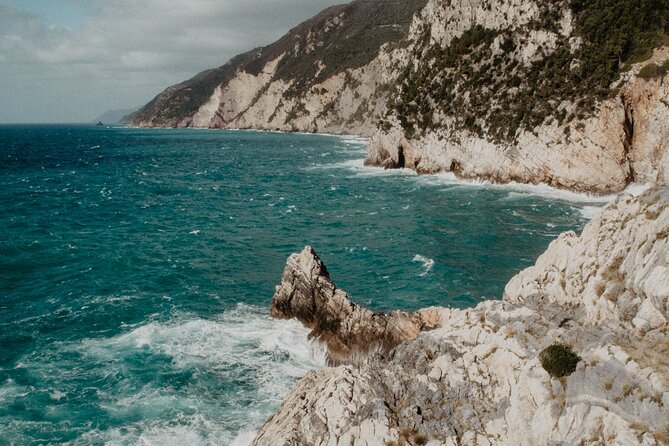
[255,188,669,445]
[270,246,443,366]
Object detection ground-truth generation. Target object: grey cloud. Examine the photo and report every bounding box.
[0,0,345,123]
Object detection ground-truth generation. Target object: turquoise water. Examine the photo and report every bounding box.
[0,125,599,444]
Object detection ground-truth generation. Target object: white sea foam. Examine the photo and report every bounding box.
[49,390,67,401]
[308,158,410,178]
[580,205,604,219]
[84,304,324,380]
[230,431,259,446]
[235,128,368,145]
[76,414,227,446]
[413,255,435,276]
[313,157,653,207]
[336,136,368,146]
[68,304,325,445]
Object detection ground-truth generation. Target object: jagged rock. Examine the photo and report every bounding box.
[270,246,443,366]
[254,188,669,445]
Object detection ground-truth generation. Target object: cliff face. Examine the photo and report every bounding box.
[366,0,669,193]
[127,0,669,193]
[253,187,669,445]
[126,0,428,135]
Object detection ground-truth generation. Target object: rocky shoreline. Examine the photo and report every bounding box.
[364,47,669,195]
[127,0,669,196]
[253,187,668,445]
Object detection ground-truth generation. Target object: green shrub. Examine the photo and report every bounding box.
[539,344,581,378]
[638,60,669,79]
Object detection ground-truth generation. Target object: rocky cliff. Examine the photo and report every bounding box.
[253,187,669,445]
[366,0,669,193]
[127,0,669,193]
[126,0,428,135]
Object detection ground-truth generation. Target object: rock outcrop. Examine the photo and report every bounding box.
[365,42,669,194]
[270,246,443,366]
[254,188,669,445]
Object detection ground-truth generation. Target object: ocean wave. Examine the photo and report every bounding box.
[410,172,637,204]
[4,304,324,446]
[84,305,323,444]
[311,157,652,206]
[413,254,435,277]
[80,303,325,388]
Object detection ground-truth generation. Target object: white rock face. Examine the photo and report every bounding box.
[415,0,544,48]
[200,50,400,136]
[253,188,669,445]
[366,0,669,193]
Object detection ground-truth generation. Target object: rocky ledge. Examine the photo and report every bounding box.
[270,246,443,366]
[254,187,669,445]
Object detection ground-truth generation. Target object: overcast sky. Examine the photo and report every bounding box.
[0,0,345,123]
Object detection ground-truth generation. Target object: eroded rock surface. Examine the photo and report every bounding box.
[270,246,443,366]
[254,188,669,445]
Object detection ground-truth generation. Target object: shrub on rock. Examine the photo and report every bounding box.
[540,344,581,378]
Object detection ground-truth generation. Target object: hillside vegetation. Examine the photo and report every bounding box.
[389,0,669,142]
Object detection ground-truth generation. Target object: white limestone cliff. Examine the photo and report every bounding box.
[364,0,669,193]
[130,0,669,194]
[253,187,669,445]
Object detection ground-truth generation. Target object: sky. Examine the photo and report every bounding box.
[0,0,345,123]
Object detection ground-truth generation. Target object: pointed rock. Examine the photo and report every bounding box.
[270,246,443,366]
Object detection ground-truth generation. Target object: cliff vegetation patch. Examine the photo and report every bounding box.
[540,343,581,378]
[638,59,669,79]
[389,0,669,142]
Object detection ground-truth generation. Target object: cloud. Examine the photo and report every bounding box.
[0,0,344,123]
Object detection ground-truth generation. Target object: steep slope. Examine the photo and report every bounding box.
[127,0,669,193]
[254,187,669,445]
[126,0,428,134]
[367,0,669,193]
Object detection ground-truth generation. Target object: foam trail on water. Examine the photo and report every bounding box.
[413,254,435,277]
[312,157,653,206]
[336,135,369,146]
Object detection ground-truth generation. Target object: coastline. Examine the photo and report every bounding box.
[120,123,658,201]
[253,186,669,445]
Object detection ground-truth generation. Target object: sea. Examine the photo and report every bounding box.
[0,125,611,444]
